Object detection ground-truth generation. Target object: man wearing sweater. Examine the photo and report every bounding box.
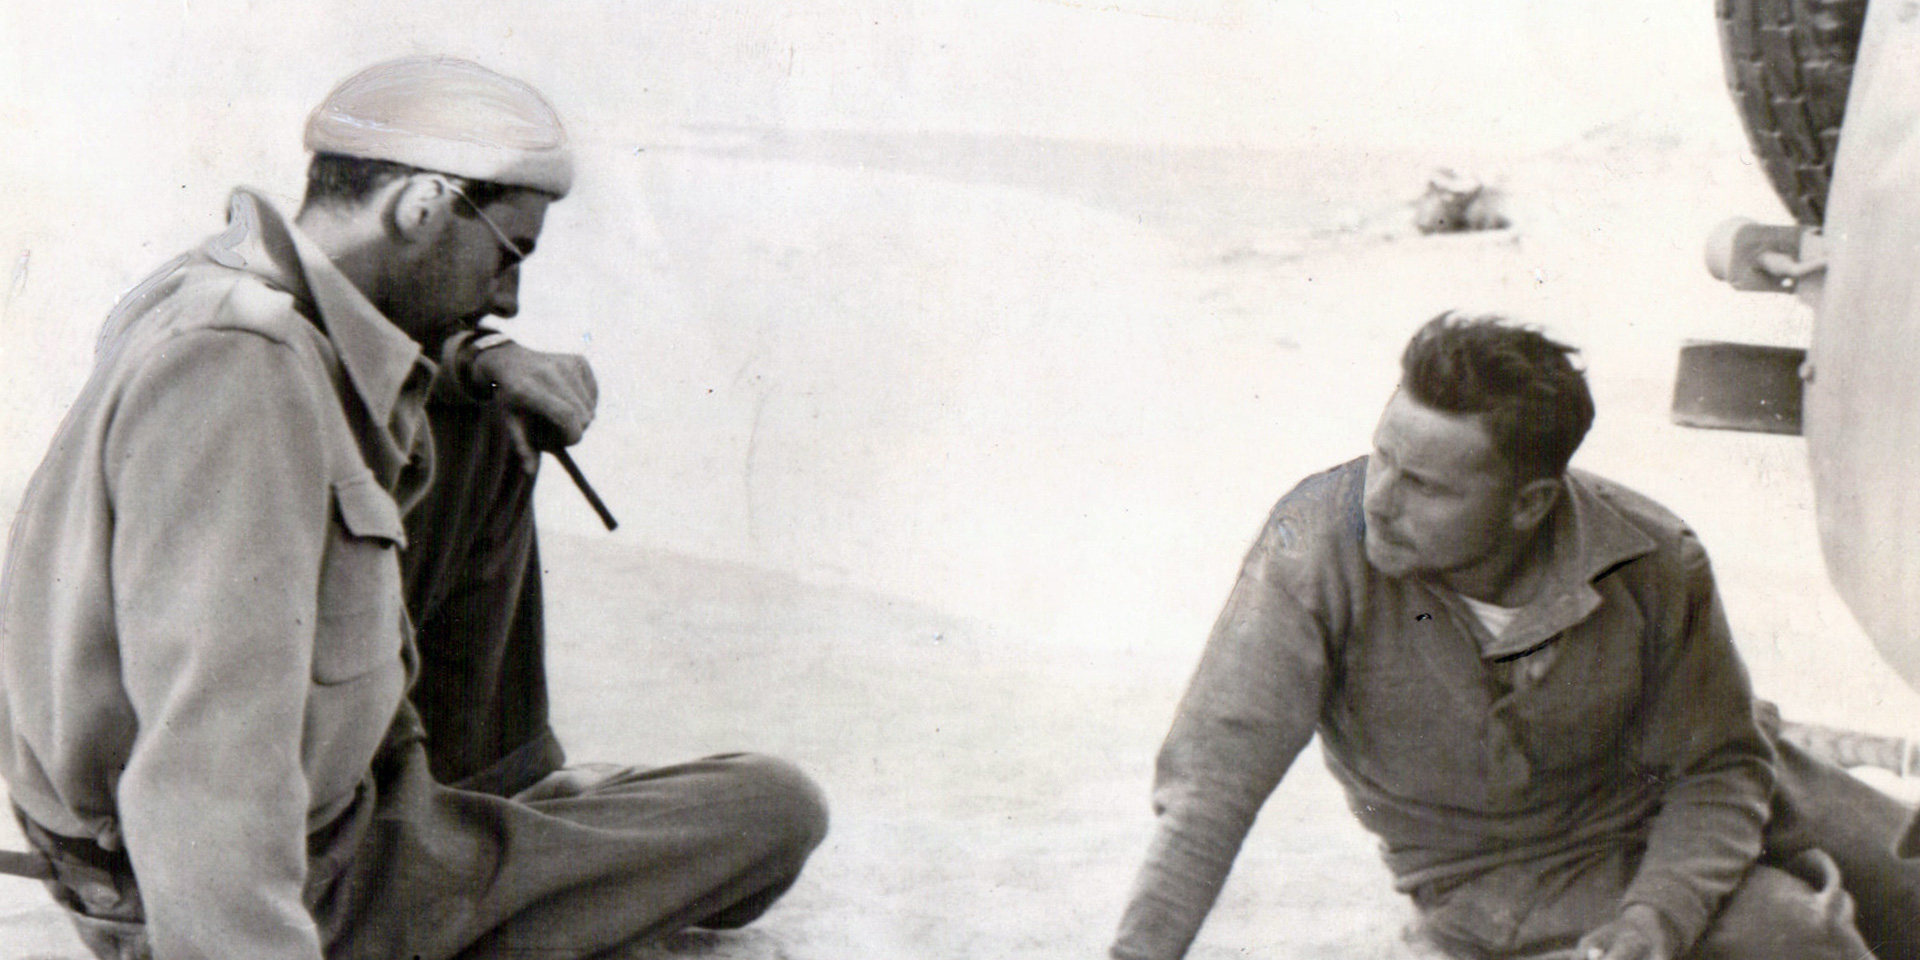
[1110,314,1878,960]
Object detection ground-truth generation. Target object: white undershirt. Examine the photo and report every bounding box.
[1458,592,1521,641]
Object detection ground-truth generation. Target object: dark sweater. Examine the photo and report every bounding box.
[1110,459,1773,959]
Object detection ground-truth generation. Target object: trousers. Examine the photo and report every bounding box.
[1415,843,1869,960]
[1764,720,1920,960]
[403,398,564,795]
[1415,706,1920,960]
[26,710,829,960]
[29,398,830,958]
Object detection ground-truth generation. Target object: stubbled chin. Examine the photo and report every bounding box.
[1364,535,1414,577]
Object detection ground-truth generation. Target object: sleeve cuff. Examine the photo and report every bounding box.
[1620,882,1708,957]
[434,328,514,403]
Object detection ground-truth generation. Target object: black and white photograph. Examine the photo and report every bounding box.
[3,2,1920,958]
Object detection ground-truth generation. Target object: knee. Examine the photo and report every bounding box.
[1697,856,1870,960]
[720,753,829,859]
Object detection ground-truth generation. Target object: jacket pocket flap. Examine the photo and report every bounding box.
[332,474,407,548]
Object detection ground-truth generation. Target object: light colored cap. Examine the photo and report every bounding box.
[305,56,574,197]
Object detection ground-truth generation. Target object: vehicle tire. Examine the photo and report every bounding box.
[1716,0,1868,225]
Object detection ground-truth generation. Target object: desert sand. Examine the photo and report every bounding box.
[3,2,1919,958]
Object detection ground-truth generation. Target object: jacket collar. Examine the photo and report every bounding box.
[1472,470,1657,659]
[207,188,429,431]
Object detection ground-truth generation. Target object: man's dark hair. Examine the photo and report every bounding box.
[300,152,521,213]
[1399,311,1595,481]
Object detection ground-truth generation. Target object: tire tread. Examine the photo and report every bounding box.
[1717,0,1867,224]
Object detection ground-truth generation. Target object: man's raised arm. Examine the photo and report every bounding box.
[439,331,598,471]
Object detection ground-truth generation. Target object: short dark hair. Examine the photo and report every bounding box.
[300,152,522,213]
[1399,311,1594,481]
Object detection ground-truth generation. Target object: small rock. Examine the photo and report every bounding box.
[1413,168,1510,234]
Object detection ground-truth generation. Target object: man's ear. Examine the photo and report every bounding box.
[387,174,453,246]
[1510,476,1562,534]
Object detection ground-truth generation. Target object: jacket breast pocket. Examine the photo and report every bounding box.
[314,472,407,685]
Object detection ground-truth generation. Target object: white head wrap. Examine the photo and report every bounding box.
[305,56,574,197]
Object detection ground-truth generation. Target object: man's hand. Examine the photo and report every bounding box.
[1574,904,1674,960]
[470,341,599,473]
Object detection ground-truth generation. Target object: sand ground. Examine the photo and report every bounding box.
[4,122,1920,958]
[6,3,1920,957]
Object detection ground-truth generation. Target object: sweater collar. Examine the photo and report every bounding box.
[1471,470,1657,660]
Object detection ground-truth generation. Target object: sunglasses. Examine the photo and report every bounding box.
[438,177,534,269]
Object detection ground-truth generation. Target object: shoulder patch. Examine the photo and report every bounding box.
[208,276,317,346]
[1264,457,1368,553]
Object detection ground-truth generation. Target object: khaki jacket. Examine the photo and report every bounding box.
[0,189,432,960]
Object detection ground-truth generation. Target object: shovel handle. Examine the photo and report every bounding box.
[552,449,617,531]
[0,849,51,880]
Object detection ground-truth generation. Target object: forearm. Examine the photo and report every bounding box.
[1111,797,1264,960]
[1111,493,1339,959]
[1110,595,1322,958]
[432,334,598,458]
[1619,762,1771,952]
[431,327,500,403]
[1619,533,1773,952]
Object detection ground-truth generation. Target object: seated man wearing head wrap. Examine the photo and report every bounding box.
[0,56,826,960]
